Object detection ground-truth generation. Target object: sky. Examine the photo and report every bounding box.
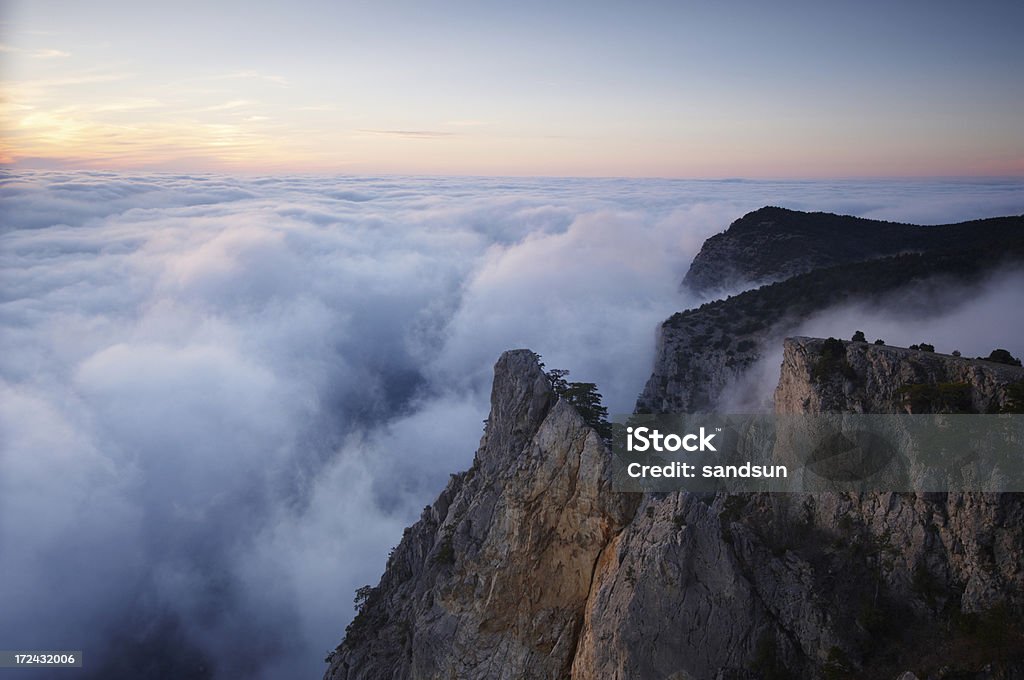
[2,0,1023,177]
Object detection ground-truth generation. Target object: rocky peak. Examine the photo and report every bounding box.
[324,350,637,680]
[476,349,556,476]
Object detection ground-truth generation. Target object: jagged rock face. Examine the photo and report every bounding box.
[635,312,764,414]
[324,350,637,680]
[572,492,810,680]
[330,345,1024,680]
[776,337,1024,415]
[583,341,1024,679]
[575,488,1024,679]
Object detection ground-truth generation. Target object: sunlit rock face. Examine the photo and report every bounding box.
[324,350,636,680]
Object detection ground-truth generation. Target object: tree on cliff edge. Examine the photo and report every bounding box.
[537,361,612,440]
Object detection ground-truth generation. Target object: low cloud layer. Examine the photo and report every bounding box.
[1,170,1022,678]
[718,268,1024,413]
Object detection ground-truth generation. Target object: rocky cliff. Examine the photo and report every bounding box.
[324,350,636,680]
[327,342,1024,679]
[638,221,1024,414]
[776,337,1024,415]
[578,340,1024,679]
[682,207,1024,295]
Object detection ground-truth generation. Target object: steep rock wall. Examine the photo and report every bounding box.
[324,350,637,680]
[776,337,1024,415]
[581,340,1024,679]
[329,343,1024,679]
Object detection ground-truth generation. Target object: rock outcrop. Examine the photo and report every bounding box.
[776,337,1024,415]
[578,341,1024,679]
[324,350,637,680]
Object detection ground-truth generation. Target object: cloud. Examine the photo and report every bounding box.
[199,99,258,112]
[1,171,1023,678]
[0,43,70,58]
[91,98,166,113]
[211,70,289,87]
[717,268,1024,412]
[355,129,456,139]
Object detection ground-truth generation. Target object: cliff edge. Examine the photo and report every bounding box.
[777,337,1024,414]
[324,350,636,680]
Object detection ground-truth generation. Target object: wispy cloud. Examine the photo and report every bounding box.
[212,70,289,87]
[1,72,134,96]
[201,99,257,112]
[91,98,165,113]
[0,43,70,59]
[356,129,455,139]
[446,119,489,127]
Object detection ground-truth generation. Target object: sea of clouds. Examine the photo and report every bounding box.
[2,171,1023,678]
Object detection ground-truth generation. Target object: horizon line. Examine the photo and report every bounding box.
[4,163,1024,184]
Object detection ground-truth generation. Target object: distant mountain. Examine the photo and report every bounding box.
[683,206,1024,295]
[640,215,1024,413]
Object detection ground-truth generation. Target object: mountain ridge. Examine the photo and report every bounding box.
[683,206,1024,295]
[639,217,1024,414]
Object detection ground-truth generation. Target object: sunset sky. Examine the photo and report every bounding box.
[2,0,1022,177]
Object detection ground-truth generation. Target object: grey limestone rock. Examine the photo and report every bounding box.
[776,336,1024,415]
[324,350,637,680]
[579,339,1024,679]
[329,341,1024,679]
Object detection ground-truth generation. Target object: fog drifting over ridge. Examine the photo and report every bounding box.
[2,171,1024,678]
[716,267,1024,413]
